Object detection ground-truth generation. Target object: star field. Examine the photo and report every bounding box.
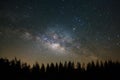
[0,0,120,65]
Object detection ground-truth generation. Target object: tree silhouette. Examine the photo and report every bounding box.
[40,63,45,73]
[0,57,119,80]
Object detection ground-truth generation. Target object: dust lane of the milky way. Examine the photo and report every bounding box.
[0,0,120,65]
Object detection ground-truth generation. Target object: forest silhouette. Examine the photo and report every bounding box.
[0,58,119,80]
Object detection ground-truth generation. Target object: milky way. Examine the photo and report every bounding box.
[0,0,120,65]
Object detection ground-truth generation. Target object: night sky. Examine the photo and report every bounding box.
[0,0,120,65]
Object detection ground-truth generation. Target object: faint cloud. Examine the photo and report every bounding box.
[21,32,33,40]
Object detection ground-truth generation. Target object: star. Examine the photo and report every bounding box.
[73,27,76,31]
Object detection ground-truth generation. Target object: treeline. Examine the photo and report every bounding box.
[0,58,120,80]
